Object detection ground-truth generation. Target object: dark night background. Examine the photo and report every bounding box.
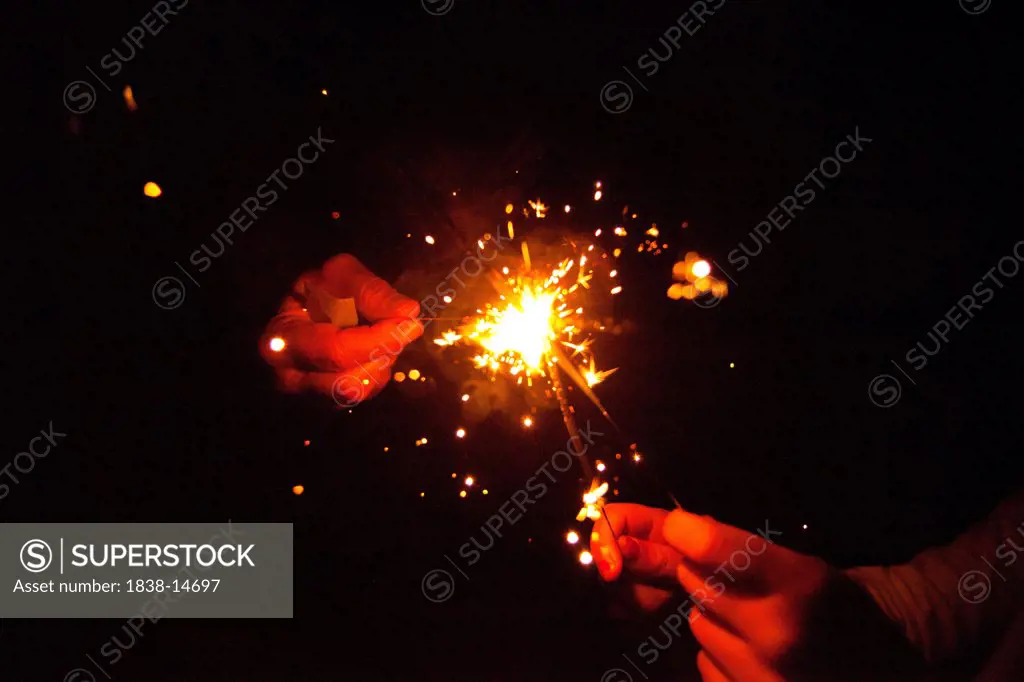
[5,0,1022,680]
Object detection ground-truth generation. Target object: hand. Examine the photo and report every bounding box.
[260,254,422,406]
[594,504,921,681]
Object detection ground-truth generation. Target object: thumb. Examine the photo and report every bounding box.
[662,509,772,570]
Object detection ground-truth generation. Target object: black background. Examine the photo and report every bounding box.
[6,1,1022,680]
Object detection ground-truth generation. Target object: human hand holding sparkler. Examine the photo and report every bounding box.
[595,504,919,681]
[260,254,422,402]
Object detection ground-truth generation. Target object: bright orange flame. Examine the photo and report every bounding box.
[143,182,162,198]
[268,337,286,352]
[692,259,711,278]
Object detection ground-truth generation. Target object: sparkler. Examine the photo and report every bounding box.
[434,230,622,561]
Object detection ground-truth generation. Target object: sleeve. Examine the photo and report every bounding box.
[844,490,1024,665]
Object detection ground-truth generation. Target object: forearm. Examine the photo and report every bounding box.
[845,491,1024,665]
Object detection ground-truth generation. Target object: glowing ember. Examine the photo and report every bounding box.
[522,416,534,428]
[268,336,286,352]
[321,88,328,95]
[394,372,406,382]
[646,226,660,237]
[456,428,466,439]
[123,85,138,111]
[596,461,606,472]
[566,531,580,545]
[292,485,304,495]
[408,369,421,380]
[633,452,642,463]
[459,490,467,498]
[613,226,627,237]
[528,199,548,218]
[505,203,514,214]
[564,205,572,213]
[482,489,489,495]
[464,475,474,486]
[143,182,162,198]
[593,190,603,201]
[461,393,470,402]
[610,286,622,295]
[577,480,609,521]
[613,248,622,258]
[331,211,340,220]
[424,235,436,245]
[579,550,594,565]
[303,440,310,447]
[692,259,711,278]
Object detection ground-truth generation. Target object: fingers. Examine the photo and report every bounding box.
[616,535,685,583]
[592,504,671,582]
[663,509,781,585]
[692,618,780,682]
[321,254,420,321]
[696,651,731,682]
[262,315,422,373]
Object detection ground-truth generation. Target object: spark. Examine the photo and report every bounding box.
[331,211,340,220]
[143,182,162,198]
[613,248,622,258]
[292,485,304,495]
[456,428,466,439]
[595,181,602,189]
[646,226,660,237]
[268,337,286,352]
[730,362,735,369]
[610,286,623,295]
[459,490,467,498]
[692,259,711,278]
[482,489,489,495]
[564,204,572,213]
[123,85,138,111]
[464,475,474,486]
[579,550,594,565]
[566,531,580,545]
[408,369,421,380]
[425,235,436,245]
[303,439,310,447]
[596,461,606,472]
[594,190,603,201]
[529,199,548,218]
[394,372,406,382]
[461,393,470,402]
[522,416,534,428]
[321,88,328,95]
[614,226,627,237]
[577,480,609,521]
[583,357,618,387]
[506,203,514,214]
